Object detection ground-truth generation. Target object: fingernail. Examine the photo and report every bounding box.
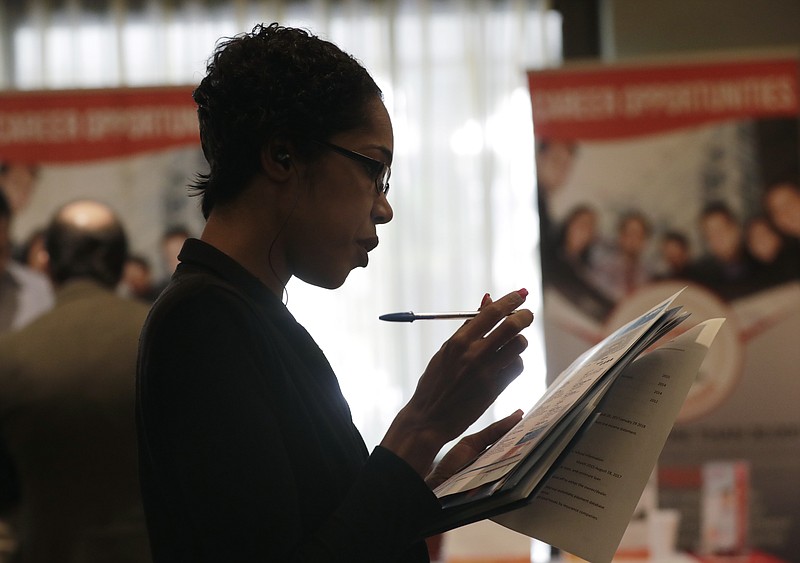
[517,288,529,299]
[480,293,491,308]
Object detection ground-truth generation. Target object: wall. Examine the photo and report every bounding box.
[601,0,800,59]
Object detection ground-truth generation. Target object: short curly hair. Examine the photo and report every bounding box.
[192,23,383,218]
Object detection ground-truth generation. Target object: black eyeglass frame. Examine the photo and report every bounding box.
[314,139,391,196]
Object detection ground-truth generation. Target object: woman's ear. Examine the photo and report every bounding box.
[276,152,291,166]
[260,140,294,181]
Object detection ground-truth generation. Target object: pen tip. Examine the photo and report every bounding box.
[379,312,416,322]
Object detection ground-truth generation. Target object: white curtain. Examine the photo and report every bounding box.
[0,0,561,449]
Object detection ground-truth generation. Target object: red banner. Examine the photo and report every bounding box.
[0,86,199,164]
[528,57,800,140]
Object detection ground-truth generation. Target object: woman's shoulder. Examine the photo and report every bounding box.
[145,267,262,336]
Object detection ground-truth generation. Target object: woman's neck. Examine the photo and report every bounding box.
[201,205,289,298]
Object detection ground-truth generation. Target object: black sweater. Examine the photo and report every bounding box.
[136,239,440,562]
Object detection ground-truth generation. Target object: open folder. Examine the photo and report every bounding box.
[423,288,724,563]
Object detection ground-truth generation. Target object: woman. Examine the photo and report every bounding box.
[136,23,533,562]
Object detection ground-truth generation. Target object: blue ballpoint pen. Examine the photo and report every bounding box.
[379,311,483,322]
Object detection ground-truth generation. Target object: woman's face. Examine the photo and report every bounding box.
[285,97,394,289]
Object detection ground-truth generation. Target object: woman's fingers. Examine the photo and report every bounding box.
[449,290,533,368]
[489,333,529,370]
[399,289,533,451]
[461,409,524,451]
[425,410,524,489]
[494,355,526,393]
[482,309,533,354]
[466,293,533,372]
[458,289,530,340]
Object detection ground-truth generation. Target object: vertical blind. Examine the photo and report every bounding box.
[0,0,561,449]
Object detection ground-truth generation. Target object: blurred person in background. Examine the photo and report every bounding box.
[0,162,39,218]
[590,210,655,301]
[762,181,800,283]
[535,139,578,282]
[121,254,159,302]
[745,215,798,289]
[763,181,800,241]
[16,229,49,276]
[0,199,151,563]
[0,192,53,334]
[656,230,692,280]
[548,204,613,321]
[693,201,757,301]
[151,225,191,297]
[0,184,53,563]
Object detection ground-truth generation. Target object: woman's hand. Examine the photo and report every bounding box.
[381,289,533,477]
[424,409,523,490]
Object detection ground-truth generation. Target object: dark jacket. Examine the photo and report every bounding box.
[136,239,439,563]
[0,279,151,563]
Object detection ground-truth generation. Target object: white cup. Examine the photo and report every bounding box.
[648,508,681,560]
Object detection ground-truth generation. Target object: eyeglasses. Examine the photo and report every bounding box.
[315,140,391,196]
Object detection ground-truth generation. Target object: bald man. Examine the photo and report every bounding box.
[0,200,151,563]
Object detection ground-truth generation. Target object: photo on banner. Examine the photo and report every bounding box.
[0,86,206,286]
[528,54,800,560]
